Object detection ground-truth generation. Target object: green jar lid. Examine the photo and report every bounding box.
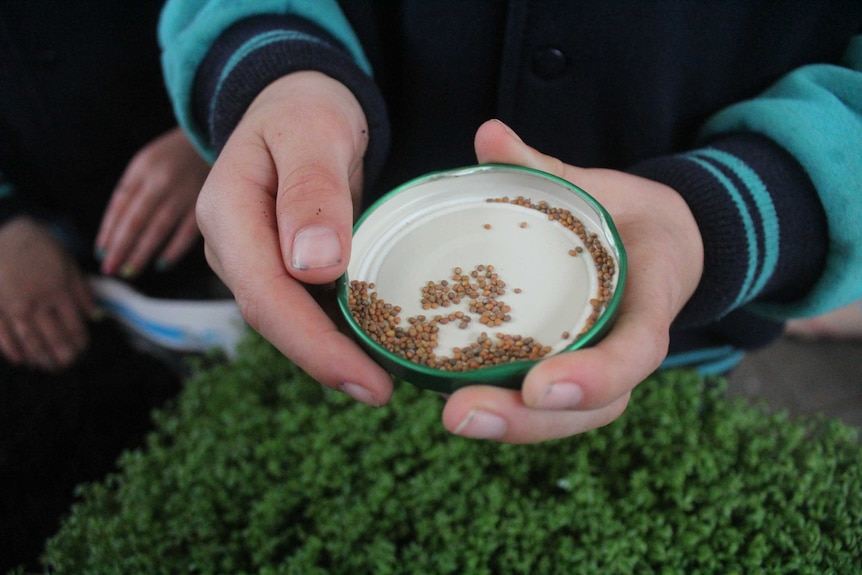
[337,164,627,395]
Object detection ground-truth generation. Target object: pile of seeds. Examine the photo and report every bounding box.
[486,195,616,333]
[347,196,617,373]
[348,269,552,372]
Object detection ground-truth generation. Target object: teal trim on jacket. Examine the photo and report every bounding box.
[682,149,781,311]
[662,346,746,376]
[702,35,862,319]
[158,0,372,161]
[0,178,13,200]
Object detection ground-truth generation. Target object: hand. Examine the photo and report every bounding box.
[195,71,393,404]
[95,127,210,278]
[0,217,94,371]
[439,120,705,443]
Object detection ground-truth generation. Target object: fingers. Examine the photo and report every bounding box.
[0,303,90,371]
[98,179,169,276]
[31,306,80,369]
[94,172,137,262]
[442,385,631,444]
[99,192,201,277]
[522,307,668,410]
[95,127,208,277]
[117,200,199,275]
[9,315,50,369]
[0,318,25,365]
[439,293,667,444]
[440,300,665,443]
[41,267,93,367]
[523,240,675,411]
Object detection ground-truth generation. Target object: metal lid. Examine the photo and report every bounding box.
[337,164,626,394]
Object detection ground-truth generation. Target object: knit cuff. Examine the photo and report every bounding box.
[193,15,390,189]
[628,133,826,328]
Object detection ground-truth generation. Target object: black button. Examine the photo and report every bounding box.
[531,47,567,80]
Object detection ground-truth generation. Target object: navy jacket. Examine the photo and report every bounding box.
[160,1,862,371]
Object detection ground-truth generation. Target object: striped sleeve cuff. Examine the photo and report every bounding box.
[699,36,862,317]
[629,133,827,328]
[192,15,390,187]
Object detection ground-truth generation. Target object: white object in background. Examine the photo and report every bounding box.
[88,276,246,359]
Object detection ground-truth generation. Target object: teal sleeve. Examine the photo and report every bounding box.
[701,35,862,319]
[158,0,372,161]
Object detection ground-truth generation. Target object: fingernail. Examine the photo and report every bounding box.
[494,119,523,142]
[292,225,342,270]
[119,263,136,279]
[94,247,106,261]
[90,306,106,321]
[340,382,379,407]
[453,409,507,439]
[155,258,171,272]
[537,382,584,410]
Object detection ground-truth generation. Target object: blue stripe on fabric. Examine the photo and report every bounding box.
[212,30,331,120]
[693,149,779,303]
[661,346,745,375]
[684,155,759,309]
[696,350,746,376]
[661,345,738,369]
[97,300,186,344]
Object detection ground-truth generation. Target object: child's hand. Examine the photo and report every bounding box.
[437,119,705,443]
[0,217,94,371]
[95,127,209,277]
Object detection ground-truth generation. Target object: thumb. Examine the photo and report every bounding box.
[255,73,368,285]
[474,119,570,180]
[277,162,356,285]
